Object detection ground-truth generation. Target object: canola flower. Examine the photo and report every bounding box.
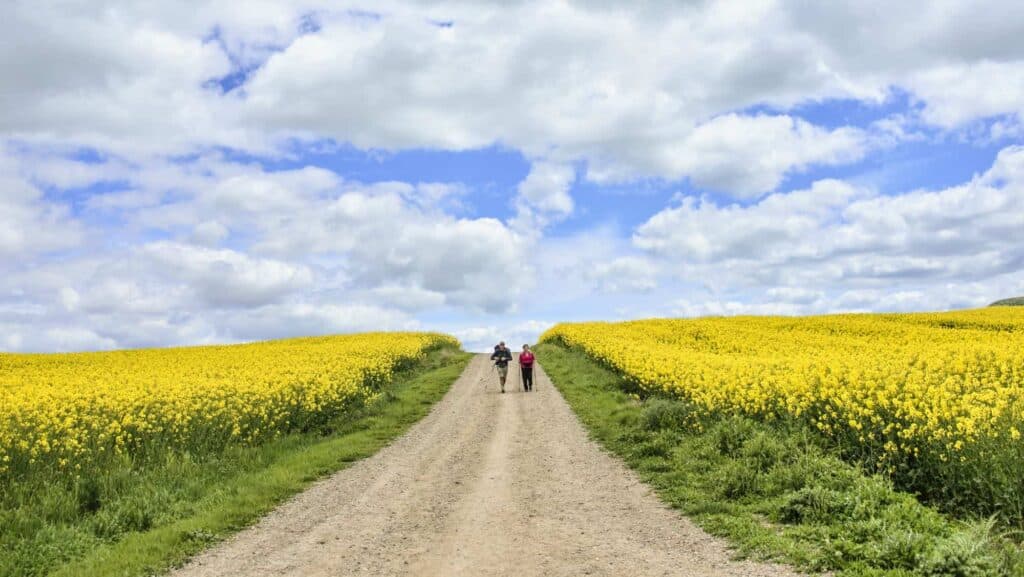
[0,332,458,481]
[541,308,1024,474]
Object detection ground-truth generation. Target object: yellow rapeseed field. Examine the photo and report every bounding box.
[541,308,1024,473]
[0,332,457,480]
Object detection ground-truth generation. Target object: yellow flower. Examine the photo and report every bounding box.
[540,307,1024,477]
[0,332,458,479]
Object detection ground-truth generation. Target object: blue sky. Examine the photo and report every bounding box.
[2,1,1024,352]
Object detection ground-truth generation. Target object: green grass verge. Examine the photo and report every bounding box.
[535,342,1024,577]
[2,347,471,577]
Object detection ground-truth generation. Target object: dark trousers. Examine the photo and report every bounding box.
[521,367,533,390]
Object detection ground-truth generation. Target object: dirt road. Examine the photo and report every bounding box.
[172,355,798,577]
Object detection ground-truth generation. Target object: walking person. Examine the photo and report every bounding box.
[520,344,535,392]
[491,341,513,393]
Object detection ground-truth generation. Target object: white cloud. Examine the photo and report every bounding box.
[0,148,538,350]
[190,221,230,246]
[73,277,188,316]
[215,303,419,341]
[451,319,554,353]
[635,145,1024,308]
[251,188,532,313]
[512,161,576,234]
[531,225,659,303]
[0,155,84,259]
[517,163,575,214]
[907,61,1024,128]
[34,152,534,313]
[37,328,118,353]
[670,279,1019,319]
[369,285,447,312]
[785,0,1024,128]
[239,3,872,195]
[231,1,1022,191]
[143,242,314,308]
[0,321,117,353]
[207,166,340,214]
[2,1,1021,192]
[3,1,1024,352]
[59,287,81,312]
[587,257,659,294]
[0,3,239,156]
[765,286,825,305]
[0,247,419,351]
[0,4,950,185]
[669,114,866,197]
[672,298,810,318]
[634,179,865,263]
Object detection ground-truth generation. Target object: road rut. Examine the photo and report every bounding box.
[172,354,799,577]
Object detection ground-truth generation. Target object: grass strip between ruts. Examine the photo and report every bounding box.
[535,342,1024,577]
[39,347,471,577]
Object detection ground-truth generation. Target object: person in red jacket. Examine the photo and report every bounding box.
[519,344,536,392]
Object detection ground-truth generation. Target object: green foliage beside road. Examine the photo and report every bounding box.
[536,342,1024,577]
[2,347,470,577]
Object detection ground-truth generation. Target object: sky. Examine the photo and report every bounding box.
[2,0,1024,353]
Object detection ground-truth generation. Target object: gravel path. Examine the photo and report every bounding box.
[171,355,800,577]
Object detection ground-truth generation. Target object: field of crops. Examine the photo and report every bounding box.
[541,308,1024,522]
[0,332,458,482]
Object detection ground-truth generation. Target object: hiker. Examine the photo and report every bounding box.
[520,344,535,392]
[491,341,513,393]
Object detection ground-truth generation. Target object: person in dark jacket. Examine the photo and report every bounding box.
[520,344,535,392]
[490,341,513,393]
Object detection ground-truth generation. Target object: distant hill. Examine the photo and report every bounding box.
[990,296,1024,306]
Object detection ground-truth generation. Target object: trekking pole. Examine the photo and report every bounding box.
[517,358,523,392]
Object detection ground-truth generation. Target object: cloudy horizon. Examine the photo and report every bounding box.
[3,1,1024,353]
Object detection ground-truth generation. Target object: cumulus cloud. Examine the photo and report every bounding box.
[207,166,340,213]
[29,328,118,353]
[142,242,314,308]
[0,3,239,156]
[190,221,230,246]
[0,154,84,259]
[247,188,531,313]
[2,1,1024,352]
[6,1,1018,192]
[238,3,873,195]
[634,179,865,263]
[0,149,535,350]
[451,320,554,353]
[0,186,81,258]
[586,257,659,294]
[907,61,1024,128]
[511,161,576,234]
[367,285,447,312]
[784,1,1024,128]
[636,145,1024,309]
[47,154,532,314]
[214,303,419,341]
[233,1,1022,191]
[668,114,866,197]
[670,280,1015,320]
[672,298,812,318]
